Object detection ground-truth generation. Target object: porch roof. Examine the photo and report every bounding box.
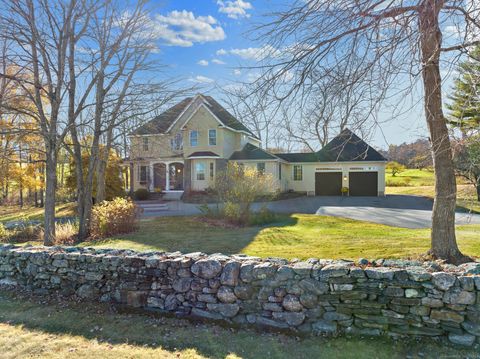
[187,151,220,158]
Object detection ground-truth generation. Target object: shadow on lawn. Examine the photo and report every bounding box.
[87,215,299,255]
[0,291,477,359]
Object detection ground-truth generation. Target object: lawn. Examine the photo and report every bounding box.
[385,168,480,213]
[0,203,75,223]
[386,168,438,187]
[0,291,477,359]
[82,215,480,260]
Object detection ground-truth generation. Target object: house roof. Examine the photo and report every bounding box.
[275,152,320,163]
[130,95,258,139]
[130,97,193,135]
[316,129,386,162]
[202,96,258,139]
[276,129,387,163]
[229,143,278,161]
[188,151,220,158]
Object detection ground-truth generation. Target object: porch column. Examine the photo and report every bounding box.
[149,163,154,191]
[165,162,170,191]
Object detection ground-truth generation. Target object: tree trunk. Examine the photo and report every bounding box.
[95,151,107,203]
[43,141,57,246]
[476,185,480,202]
[419,1,468,263]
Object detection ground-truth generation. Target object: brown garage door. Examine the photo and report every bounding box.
[315,172,343,196]
[349,172,378,196]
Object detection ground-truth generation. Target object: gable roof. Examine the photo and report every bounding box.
[130,95,258,139]
[130,97,192,135]
[316,129,386,162]
[276,129,386,163]
[202,96,258,139]
[229,143,278,161]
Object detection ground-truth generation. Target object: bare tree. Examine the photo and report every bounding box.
[250,0,480,263]
[0,0,94,244]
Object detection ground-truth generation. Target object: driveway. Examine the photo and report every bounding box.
[138,195,480,229]
[257,195,480,229]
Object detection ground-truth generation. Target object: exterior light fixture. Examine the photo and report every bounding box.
[343,175,347,181]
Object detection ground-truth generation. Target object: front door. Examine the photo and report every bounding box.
[169,163,184,190]
[153,163,166,190]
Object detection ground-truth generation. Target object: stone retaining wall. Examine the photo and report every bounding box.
[0,245,479,346]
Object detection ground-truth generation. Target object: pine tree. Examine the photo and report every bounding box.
[447,47,480,131]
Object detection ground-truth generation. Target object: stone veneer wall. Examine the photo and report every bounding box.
[0,245,479,346]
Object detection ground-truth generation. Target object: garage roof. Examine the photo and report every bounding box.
[276,129,386,163]
[230,143,279,160]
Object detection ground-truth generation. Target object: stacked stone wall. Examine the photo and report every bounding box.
[0,245,479,346]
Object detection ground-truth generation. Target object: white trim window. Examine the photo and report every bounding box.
[293,165,303,181]
[195,162,206,180]
[138,165,148,184]
[142,137,149,151]
[170,132,183,151]
[209,162,214,180]
[190,130,198,147]
[257,162,265,175]
[208,129,217,146]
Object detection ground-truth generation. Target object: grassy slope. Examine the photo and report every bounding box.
[0,291,477,359]
[0,203,75,223]
[386,169,480,213]
[82,215,480,260]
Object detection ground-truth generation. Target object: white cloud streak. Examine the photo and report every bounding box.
[217,0,252,19]
[150,10,225,47]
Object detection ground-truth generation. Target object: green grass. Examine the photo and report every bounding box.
[0,290,477,359]
[78,215,480,260]
[0,203,75,223]
[386,168,437,187]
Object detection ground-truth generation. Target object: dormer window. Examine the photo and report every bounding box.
[208,129,217,146]
[190,130,198,146]
[143,137,149,151]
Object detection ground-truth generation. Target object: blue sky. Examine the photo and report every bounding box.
[146,0,463,149]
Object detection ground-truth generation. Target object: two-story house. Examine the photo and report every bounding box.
[127,94,387,196]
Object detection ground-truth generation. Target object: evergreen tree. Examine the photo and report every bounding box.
[447,47,480,131]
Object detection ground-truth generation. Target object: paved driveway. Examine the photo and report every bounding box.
[257,195,480,229]
[139,195,480,229]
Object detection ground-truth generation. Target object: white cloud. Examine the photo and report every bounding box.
[198,59,209,66]
[212,58,226,65]
[150,10,225,47]
[216,45,281,60]
[444,24,466,39]
[233,69,241,76]
[189,75,215,83]
[217,0,252,19]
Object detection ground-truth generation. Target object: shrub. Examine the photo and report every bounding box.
[214,163,276,225]
[38,222,78,245]
[8,224,41,242]
[249,206,278,226]
[90,197,140,238]
[0,223,8,240]
[386,177,412,187]
[134,188,150,201]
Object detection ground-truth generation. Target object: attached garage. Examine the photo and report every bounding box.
[315,172,343,196]
[349,172,378,196]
